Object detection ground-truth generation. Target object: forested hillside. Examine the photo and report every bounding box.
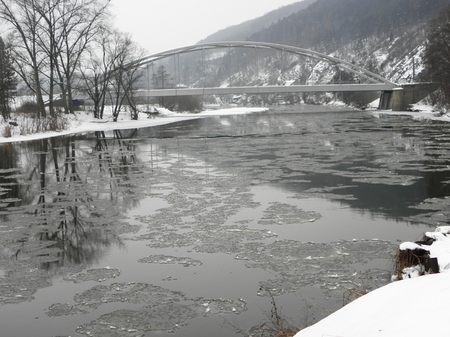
[250,0,449,53]
[188,0,450,107]
[199,0,316,43]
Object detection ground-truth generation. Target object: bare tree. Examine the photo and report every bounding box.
[79,26,118,119]
[120,54,145,120]
[51,0,110,114]
[0,0,48,117]
[0,0,110,118]
[106,32,145,122]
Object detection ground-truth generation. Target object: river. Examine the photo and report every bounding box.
[1,105,449,337]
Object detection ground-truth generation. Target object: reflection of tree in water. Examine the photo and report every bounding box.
[0,145,21,221]
[0,131,146,273]
[42,140,120,270]
[93,129,142,200]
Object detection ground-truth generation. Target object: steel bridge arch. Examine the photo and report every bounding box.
[128,41,398,89]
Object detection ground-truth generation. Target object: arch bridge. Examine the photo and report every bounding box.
[129,41,402,108]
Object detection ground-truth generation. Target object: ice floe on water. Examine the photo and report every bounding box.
[258,202,322,225]
[138,255,203,267]
[75,296,247,337]
[47,281,247,336]
[241,239,395,297]
[64,267,121,283]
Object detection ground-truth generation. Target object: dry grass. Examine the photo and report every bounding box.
[270,327,299,337]
[258,288,301,337]
[343,288,368,306]
[18,115,70,135]
[2,125,12,138]
[260,319,299,337]
[393,246,430,280]
[1,113,71,138]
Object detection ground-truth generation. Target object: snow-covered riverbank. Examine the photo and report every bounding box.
[0,106,268,144]
[294,226,450,337]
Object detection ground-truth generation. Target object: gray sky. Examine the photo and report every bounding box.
[111,0,302,54]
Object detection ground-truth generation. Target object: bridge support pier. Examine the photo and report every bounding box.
[378,90,393,110]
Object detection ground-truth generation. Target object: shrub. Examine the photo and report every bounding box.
[253,287,300,337]
[393,246,429,280]
[17,115,70,135]
[2,125,12,138]
[18,101,40,114]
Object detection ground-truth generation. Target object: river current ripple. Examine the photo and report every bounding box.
[1,106,449,336]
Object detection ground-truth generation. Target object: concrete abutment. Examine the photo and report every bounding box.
[379,83,440,111]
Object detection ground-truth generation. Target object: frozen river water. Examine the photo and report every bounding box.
[1,106,449,336]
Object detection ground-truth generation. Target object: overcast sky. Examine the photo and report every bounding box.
[111,0,302,55]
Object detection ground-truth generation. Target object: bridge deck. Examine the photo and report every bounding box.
[137,83,397,97]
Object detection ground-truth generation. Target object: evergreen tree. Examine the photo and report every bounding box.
[152,65,173,90]
[150,65,202,112]
[0,37,17,120]
[152,65,173,108]
[422,4,450,110]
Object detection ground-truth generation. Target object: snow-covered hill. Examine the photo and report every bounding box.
[180,0,448,107]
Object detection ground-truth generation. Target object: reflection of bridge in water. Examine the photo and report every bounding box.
[129,41,436,110]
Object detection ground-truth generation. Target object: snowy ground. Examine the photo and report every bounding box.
[295,271,450,337]
[2,102,450,336]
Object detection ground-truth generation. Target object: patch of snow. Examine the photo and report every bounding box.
[284,79,295,86]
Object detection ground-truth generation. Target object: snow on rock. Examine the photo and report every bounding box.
[423,228,450,272]
[153,107,175,116]
[284,79,296,86]
[399,241,427,251]
[435,226,450,235]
